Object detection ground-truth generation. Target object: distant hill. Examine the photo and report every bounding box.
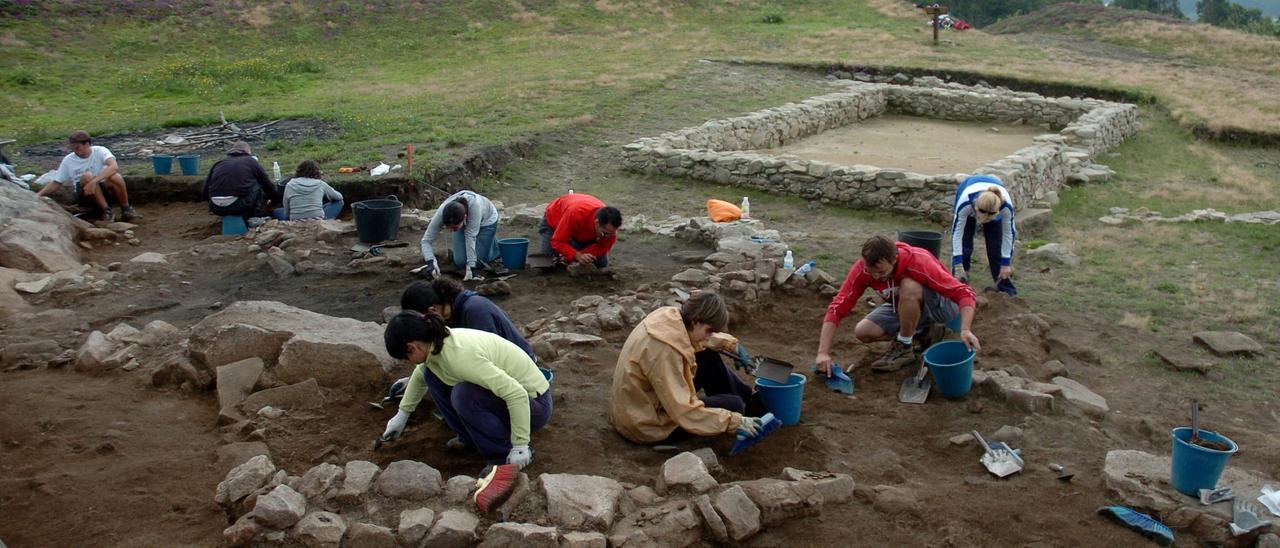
[1178,0,1280,20]
[986,3,1187,34]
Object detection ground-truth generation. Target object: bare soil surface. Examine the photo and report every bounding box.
[3,61,1279,547]
[761,115,1050,175]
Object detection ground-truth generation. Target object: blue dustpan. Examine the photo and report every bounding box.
[729,413,780,456]
[1097,505,1173,546]
[812,363,854,395]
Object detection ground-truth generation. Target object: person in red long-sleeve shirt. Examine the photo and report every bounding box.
[538,193,622,269]
[814,235,982,377]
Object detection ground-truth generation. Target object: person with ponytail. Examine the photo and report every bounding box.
[419,190,501,281]
[382,311,551,469]
[400,279,535,362]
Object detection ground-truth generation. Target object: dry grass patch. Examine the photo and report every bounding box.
[1119,312,1152,331]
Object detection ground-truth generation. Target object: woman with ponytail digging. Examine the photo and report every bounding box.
[382,311,552,477]
[418,190,500,281]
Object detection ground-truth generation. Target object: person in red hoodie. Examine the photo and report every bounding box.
[538,193,622,269]
[814,235,981,376]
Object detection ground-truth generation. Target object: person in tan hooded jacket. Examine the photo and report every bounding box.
[609,292,767,444]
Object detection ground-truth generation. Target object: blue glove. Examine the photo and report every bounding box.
[736,343,751,369]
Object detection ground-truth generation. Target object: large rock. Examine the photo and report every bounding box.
[377,460,443,500]
[188,301,394,387]
[297,463,345,500]
[1050,377,1109,418]
[1192,331,1263,356]
[656,451,717,495]
[780,468,855,504]
[539,474,624,531]
[223,514,261,547]
[129,252,168,264]
[1024,243,1080,266]
[335,460,380,503]
[216,358,265,422]
[253,485,307,529]
[397,508,436,546]
[0,266,32,314]
[293,511,347,548]
[692,494,728,543]
[425,509,479,547]
[75,330,115,371]
[608,499,702,548]
[0,183,82,272]
[215,454,277,505]
[1103,450,1277,547]
[560,531,607,548]
[735,478,823,526]
[1,339,59,369]
[478,522,558,548]
[712,484,761,542]
[239,378,323,414]
[344,523,398,548]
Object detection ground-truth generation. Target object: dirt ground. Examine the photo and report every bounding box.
[764,115,1050,175]
[3,62,1279,547]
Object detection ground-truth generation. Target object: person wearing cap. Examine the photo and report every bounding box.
[202,141,279,219]
[538,192,621,269]
[36,131,141,222]
[950,174,1017,296]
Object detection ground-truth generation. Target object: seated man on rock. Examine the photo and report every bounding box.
[609,291,767,445]
[201,141,279,221]
[538,192,621,270]
[814,235,981,377]
[35,131,142,222]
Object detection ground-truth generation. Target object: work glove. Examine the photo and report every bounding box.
[420,260,437,280]
[705,332,738,353]
[507,445,533,469]
[383,410,409,441]
[463,266,475,281]
[737,416,763,438]
[951,265,969,284]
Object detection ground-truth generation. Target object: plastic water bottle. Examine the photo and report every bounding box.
[795,260,816,278]
[741,196,751,220]
[272,161,281,181]
[782,250,794,270]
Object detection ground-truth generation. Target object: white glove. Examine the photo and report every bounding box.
[737,416,762,438]
[507,445,533,468]
[463,266,475,281]
[383,410,409,440]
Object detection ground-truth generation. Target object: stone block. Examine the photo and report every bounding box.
[780,468,855,503]
[479,523,559,548]
[711,484,761,541]
[735,478,822,526]
[239,378,323,414]
[297,462,345,500]
[425,509,479,547]
[1051,377,1109,418]
[540,473,624,531]
[398,508,436,546]
[656,452,717,495]
[334,460,379,503]
[377,460,443,500]
[344,523,398,548]
[293,511,347,548]
[215,454,277,506]
[607,499,701,548]
[253,485,306,529]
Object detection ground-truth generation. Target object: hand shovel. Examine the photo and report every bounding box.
[898,364,931,404]
[811,363,855,395]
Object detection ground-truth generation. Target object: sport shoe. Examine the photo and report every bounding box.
[444,436,474,453]
[871,341,917,373]
[916,322,946,352]
[120,206,143,221]
[101,207,116,223]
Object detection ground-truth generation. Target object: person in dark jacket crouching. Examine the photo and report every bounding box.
[202,141,279,219]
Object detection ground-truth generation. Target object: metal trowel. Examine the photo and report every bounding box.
[898,364,931,404]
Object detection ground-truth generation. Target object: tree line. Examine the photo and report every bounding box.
[940,0,1276,37]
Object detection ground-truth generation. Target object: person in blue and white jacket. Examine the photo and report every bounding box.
[950,174,1017,296]
[420,190,500,281]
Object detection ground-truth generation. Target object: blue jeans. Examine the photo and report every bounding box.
[271,200,343,221]
[961,218,1017,296]
[452,222,500,267]
[422,366,553,464]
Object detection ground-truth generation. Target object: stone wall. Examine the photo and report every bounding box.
[623,81,1140,221]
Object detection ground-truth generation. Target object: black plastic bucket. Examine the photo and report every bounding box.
[898,230,942,259]
[353,195,402,243]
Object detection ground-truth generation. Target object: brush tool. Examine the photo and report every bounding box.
[474,464,521,514]
[729,413,780,456]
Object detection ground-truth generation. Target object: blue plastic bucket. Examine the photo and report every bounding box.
[923,340,975,398]
[151,154,174,175]
[177,154,200,176]
[1170,427,1237,496]
[755,373,806,426]
[498,238,530,269]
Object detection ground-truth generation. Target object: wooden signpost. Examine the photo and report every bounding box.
[921,4,949,45]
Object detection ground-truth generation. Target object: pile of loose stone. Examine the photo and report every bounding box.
[216,448,854,547]
[1099,207,1280,226]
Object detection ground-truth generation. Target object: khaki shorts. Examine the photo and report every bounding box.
[863,286,959,335]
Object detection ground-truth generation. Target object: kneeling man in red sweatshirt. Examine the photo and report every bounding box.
[815,235,981,376]
[538,192,622,269]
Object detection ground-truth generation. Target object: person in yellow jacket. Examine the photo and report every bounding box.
[609,292,767,444]
[382,311,551,469]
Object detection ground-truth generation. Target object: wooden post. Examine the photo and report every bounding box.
[921,5,949,46]
[933,13,939,44]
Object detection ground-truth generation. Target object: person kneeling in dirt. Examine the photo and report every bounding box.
[276,160,343,221]
[951,174,1017,296]
[538,192,621,270]
[382,311,551,469]
[35,131,142,222]
[419,190,502,281]
[201,141,279,221]
[400,278,535,362]
[609,292,768,445]
[814,235,981,376]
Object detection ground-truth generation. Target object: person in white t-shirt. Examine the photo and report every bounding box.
[35,131,141,222]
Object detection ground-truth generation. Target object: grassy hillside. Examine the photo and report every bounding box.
[2,0,1278,169]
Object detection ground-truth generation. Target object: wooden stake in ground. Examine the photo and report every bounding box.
[921,4,949,46]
